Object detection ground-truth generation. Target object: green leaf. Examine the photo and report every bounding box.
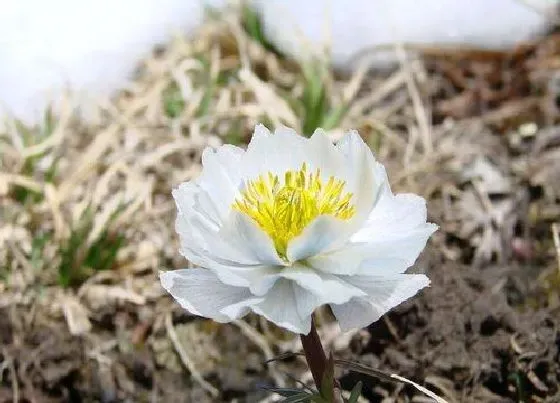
[162,83,185,118]
[347,381,363,403]
[57,203,127,288]
[320,353,335,402]
[300,61,328,136]
[30,232,51,270]
[241,4,281,54]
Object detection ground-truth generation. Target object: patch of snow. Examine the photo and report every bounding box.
[0,0,555,126]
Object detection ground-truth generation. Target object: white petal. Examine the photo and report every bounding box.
[174,182,284,275]
[175,196,260,267]
[353,188,432,242]
[219,211,285,266]
[187,252,280,290]
[355,225,437,276]
[251,279,313,334]
[278,264,365,304]
[293,286,323,330]
[159,269,254,322]
[173,181,252,267]
[247,123,273,145]
[243,125,307,178]
[195,144,244,222]
[242,125,344,180]
[306,128,345,177]
[306,246,365,275]
[178,214,285,288]
[246,264,364,304]
[330,274,430,331]
[219,295,265,319]
[173,181,219,231]
[286,215,349,261]
[173,183,285,290]
[279,132,385,261]
[321,130,383,249]
[351,183,438,275]
[307,224,436,276]
[336,131,382,222]
[307,178,437,276]
[329,298,375,331]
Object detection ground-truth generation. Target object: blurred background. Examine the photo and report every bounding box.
[1,1,559,401]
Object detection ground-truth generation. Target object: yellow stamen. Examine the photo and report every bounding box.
[232,163,355,259]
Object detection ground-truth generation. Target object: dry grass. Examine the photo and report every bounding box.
[1,6,559,402]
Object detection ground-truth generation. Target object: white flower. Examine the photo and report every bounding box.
[160,125,437,334]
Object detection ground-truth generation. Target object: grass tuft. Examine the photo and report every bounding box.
[241,4,282,55]
[57,204,126,288]
[294,59,350,136]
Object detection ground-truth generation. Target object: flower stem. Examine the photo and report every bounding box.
[300,316,328,390]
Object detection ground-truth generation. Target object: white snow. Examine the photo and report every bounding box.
[256,0,554,67]
[0,0,555,126]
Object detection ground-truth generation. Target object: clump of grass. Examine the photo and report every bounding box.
[30,231,52,270]
[163,53,239,121]
[294,59,351,136]
[162,83,185,119]
[299,60,330,135]
[57,205,126,288]
[241,3,281,55]
[239,4,349,136]
[508,370,529,403]
[11,109,59,204]
[196,55,217,118]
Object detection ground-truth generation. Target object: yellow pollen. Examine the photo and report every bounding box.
[232,163,355,259]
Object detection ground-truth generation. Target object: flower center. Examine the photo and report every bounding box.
[232,163,355,260]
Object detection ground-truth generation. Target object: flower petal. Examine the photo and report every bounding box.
[286,131,384,259]
[219,211,285,266]
[336,130,384,230]
[159,269,254,322]
[174,181,284,280]
[251,279,314,334]
[242,125,307,178]
[305,246,365,275]
[246,263,364,305]
[306,128,346,177]
[242,125,345,180]
[353,189,433,242]
[178,214,284,288]
[195,144,244,223]
[351,184,438,275]
[174,184,261,267]
[307,177,437,276]
[174,185,284,290]
[286,215,348,261]
[330,274,430,331]
[278,264,365,304]
[307,225,436,276]
[355,225,437,276]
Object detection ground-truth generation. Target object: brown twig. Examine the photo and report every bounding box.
[552,223,560,275]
